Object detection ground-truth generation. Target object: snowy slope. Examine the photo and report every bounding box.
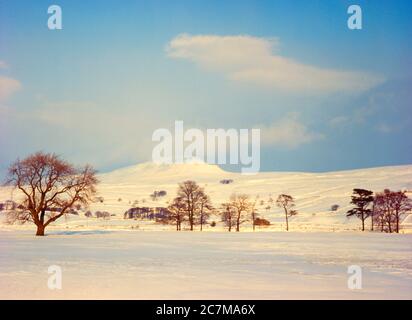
[1,162,412,232]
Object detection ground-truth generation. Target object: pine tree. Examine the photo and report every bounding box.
[347,188,374,231]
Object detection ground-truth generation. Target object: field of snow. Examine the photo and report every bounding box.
[0,162,411,299]
[0,229,411,299]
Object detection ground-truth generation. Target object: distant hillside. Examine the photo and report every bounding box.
[1,162,411,232]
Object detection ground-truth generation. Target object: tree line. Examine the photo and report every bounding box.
[2,152,410,235]
[347,188,411,233]
[158,180,297,232]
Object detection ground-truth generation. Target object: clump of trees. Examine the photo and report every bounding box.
[158,182,300,232]
[4,152,98,236]
[161,181,213,231]
[347,188,411,233]
[94,211,111,219]
[150,190,167,201]
[373,189,411,233]
[331,204,339,211]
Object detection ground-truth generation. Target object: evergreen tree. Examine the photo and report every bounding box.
[347,188,374,231]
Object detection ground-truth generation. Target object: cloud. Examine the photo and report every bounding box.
[0,76,21,101]
[259,113,323,148]
[0,60,21,101]
[167,34,384,94]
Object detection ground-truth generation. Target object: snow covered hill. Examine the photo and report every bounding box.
[1,163,412,299]
[1,162,412,232]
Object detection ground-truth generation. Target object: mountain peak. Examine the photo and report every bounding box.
[99,161,228,184]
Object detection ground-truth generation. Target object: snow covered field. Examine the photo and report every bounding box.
[0,230,411,299]
[0,162,411,299]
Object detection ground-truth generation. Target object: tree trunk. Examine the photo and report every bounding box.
[36,224,45,236]
[371,205,374,231]
[396,211,400,233]
[189,212,194,231]
[284,208,289,231]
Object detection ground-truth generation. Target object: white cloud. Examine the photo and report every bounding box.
[0,76,21,101]
[167,34,384,94]
[259,113,323,148]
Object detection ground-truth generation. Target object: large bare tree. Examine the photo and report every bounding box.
[4,152,98,236]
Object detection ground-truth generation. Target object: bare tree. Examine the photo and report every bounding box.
[388,191,411,233]
[250,197,259,231]
[276,194,297,231]
[374,189,411,233]
[370,196,378,231]
[166,196,186,231]
[221,202,236,232]
[198,194,213,231]
[4,152,98,236]
[373,202,386,232]
[374,191,394,233]
[230,194,251,232]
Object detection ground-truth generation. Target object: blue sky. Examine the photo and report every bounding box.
[0,0,411,175]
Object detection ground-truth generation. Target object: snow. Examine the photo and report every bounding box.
[0,162,411,299]
[3,162,410,232]
[0,230,411,299]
